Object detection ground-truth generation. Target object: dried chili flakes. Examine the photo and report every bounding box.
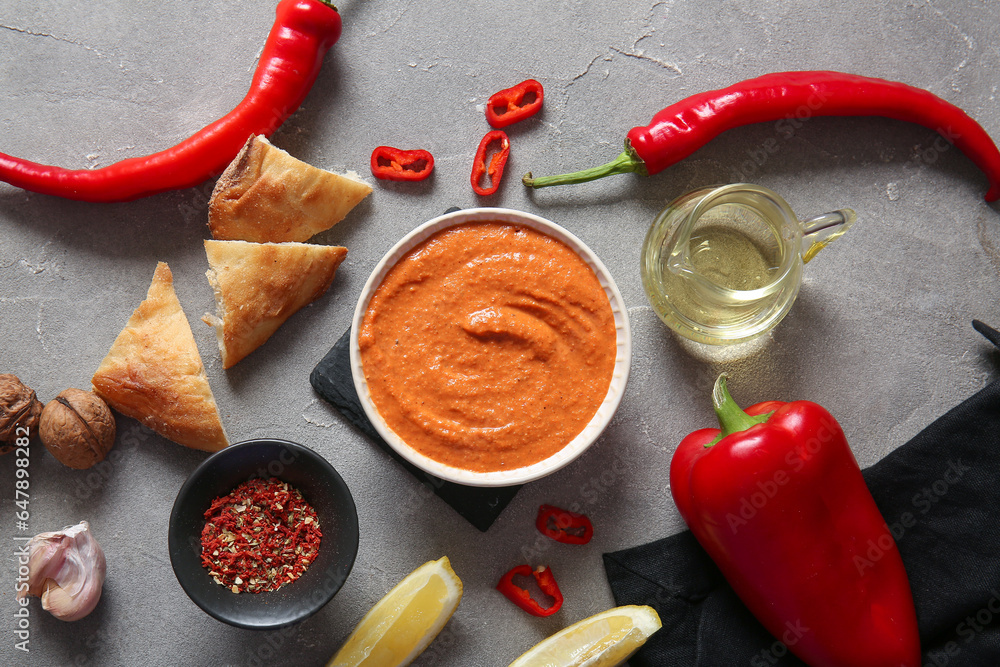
[200,477,322,594]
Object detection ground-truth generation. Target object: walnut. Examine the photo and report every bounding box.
[38,389,116,470]
[0,374,43,453]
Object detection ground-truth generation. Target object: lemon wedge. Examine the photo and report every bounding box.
[508,605,662,667]
[328,556,463,667]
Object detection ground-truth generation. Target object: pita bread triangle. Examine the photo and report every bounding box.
[208,135,372,243]
[202,240,348,368]
[92,262,229,452]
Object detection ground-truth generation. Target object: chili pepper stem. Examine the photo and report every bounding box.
[522,148,645,188]
[708,374,770,446]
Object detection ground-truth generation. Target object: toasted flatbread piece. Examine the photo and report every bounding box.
[92,262,229,452]
[208,135,372,243]
[202,240,348,369]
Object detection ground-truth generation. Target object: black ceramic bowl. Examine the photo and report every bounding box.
[168,439,359,629]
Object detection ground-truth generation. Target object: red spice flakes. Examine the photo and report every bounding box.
[200,477,322,594]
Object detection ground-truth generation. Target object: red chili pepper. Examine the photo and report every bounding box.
[485,79,544,128]
[0,0,341,202]
[369,146,434,182]
[496,564,563,617]
[535,504,593,545]
[670,374,921,667]
[471,130,510,196]
[523,70,1000,202]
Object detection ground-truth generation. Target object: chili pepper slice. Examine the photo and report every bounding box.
[471,130,510,196]
[496,564,563,617]
[0,0,341,202]
[535,504,594,545]
[522,70,1000,202]
[486,79,544,128]
[370,146,434,182]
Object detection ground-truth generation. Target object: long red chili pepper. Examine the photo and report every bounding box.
[471,130,510,196]
[523,70,1000,202]
[496,564,563,617]
[369,146,434,182]
[535,504,593,545]
[670,375,921,667]
[0,0,341,202]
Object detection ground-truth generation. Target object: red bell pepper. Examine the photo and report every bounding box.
[535,505,593,545]
[485,79,544,128]
[670,375,920,667]
[470,130,510,195]
[370,146,434,181]
[496,564,563,617]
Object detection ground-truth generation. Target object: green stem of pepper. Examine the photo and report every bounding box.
[522,145,646,188]
[707,374,771,447]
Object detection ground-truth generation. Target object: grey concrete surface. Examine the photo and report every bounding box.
[2,0,999,665]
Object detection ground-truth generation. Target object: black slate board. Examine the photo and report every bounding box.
[310,327,521,532]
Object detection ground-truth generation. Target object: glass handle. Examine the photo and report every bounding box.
[799,208,857,263]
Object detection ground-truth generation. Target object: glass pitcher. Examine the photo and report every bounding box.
[641,183,855,345]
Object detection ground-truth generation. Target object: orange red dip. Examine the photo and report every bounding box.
[358,220,617,472]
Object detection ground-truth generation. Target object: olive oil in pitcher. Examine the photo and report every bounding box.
[641,184,855,345]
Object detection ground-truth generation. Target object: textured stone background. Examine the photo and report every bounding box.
[1,0,999,665]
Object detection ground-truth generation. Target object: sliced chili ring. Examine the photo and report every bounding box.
[496,564,563,617]
[486,79,544,128]
[471,130,510,196]
[536,504,594,545]
[370,146,434,181]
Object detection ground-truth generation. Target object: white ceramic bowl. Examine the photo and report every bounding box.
[350,208,631,487]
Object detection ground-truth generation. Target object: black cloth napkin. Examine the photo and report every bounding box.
[310,327,521,532]
[604,321,1000,666]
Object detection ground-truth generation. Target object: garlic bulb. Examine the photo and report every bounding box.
[20,521,106,621]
